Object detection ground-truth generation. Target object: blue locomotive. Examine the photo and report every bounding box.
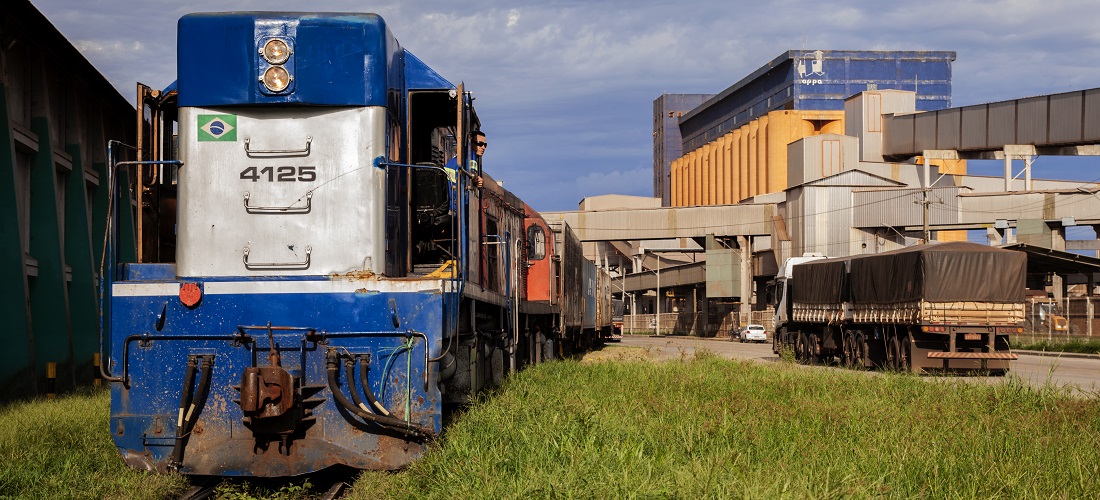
[100,12,613,476]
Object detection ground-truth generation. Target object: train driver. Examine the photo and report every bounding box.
[443,131,486,210]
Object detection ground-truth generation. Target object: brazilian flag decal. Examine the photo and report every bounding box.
[197,114,237,142]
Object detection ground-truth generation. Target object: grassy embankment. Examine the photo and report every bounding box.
[3,349,1100,498]
[1012,335,1100,355]
[0,389,188,499]
[354,347,1100,498]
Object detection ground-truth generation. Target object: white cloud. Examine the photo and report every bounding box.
[27,0,1100,211]
[73,40,145,54]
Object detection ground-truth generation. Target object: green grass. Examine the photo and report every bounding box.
[0,389,188,499]
[4,357,1100,498]
[1012,335,1100,354]
[348,354,1100,499]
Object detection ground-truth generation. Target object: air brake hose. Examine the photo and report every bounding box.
[169,357,198,466]
[170,356,213,466]
[344,358,393,417]
[175,357,198,435]
[358,357,392,416]
[344,358,372,413]
[325,352,433,439]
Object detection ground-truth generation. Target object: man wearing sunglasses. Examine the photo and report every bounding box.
[472,131,487,163]
[443,131,486,212]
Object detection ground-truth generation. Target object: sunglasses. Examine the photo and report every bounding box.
[475,141,488,147]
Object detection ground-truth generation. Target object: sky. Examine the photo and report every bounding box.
[29,0,1100,213]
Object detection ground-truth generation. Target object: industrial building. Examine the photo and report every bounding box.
[653,94,712,206]
[549,52,1100,338]
[663,50,957,206]
[0,0,135,398]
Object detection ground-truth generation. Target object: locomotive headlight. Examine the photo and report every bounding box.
[261,38,291,64]
[262,66,291,92]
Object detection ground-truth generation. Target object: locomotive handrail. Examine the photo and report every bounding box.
[119,333,233,388]
[243,190,313,214]
[243,135,312,157]
[242,244,312,270]
[373,155,466,363]
[99,141,185,384]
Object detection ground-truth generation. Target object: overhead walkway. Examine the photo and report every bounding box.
[542,203,775,242]
[883,87,1100,159]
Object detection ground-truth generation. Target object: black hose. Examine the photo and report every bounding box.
[169,357,198,466]
[344,359,371,413]
[325,352,433,439]
[358,357,392,416]
[170,355,213,466]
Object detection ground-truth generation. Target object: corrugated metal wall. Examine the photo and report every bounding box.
[0,0,135,399]
[851,186,967,228]
[670,109,844,206]
[788,172,906,258]
[787,133,859,186]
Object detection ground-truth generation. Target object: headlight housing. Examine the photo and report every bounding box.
[261,38,291,65]
[262,66,291,93]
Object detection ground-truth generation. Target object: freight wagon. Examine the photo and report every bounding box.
[770,242,1023,373]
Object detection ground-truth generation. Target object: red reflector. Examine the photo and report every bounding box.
[180,283,202,307]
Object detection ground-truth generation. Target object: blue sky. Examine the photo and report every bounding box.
[31,0,1100,212]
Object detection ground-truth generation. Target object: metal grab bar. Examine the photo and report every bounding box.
[243,245,312,270]
[244,191,313,214]
[244,135,312,157]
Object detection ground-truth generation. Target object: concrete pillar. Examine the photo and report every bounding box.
[1052,225,1066,252]
[1052,274,1064,305]
[986,227,1004,246]
[1087,296,1093,338]
[738,235,752,324]
[691,287,698,336]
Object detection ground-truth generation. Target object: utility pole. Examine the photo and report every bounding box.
[920,187,931,243]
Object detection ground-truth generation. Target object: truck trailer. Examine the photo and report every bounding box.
[770,242,1024,374]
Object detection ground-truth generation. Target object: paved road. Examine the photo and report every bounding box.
[616,335,1100,396]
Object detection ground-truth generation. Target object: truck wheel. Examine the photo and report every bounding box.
[773,329,782,354]
[808,333,821,365]
[850,333,860,367]
[884,336,893,371]
[840,332,852,367]
[898,336,912,373]
[800,331,809,364]
[856,334,870,369]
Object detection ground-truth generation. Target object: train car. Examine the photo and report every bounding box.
[770,242,1023,373]
[99,12,609,477]
[546,219,614,352]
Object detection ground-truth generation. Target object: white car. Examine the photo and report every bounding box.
[739,324,767,343]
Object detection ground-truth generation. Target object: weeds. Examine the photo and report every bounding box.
[345,358,1100,498]
[4,358,1099,499]
[0,389,188,499]
[777,344,796,363]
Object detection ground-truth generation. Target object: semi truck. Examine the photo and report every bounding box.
[769,242,1024,374]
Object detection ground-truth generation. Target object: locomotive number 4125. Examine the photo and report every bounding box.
[239,166,317,182]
